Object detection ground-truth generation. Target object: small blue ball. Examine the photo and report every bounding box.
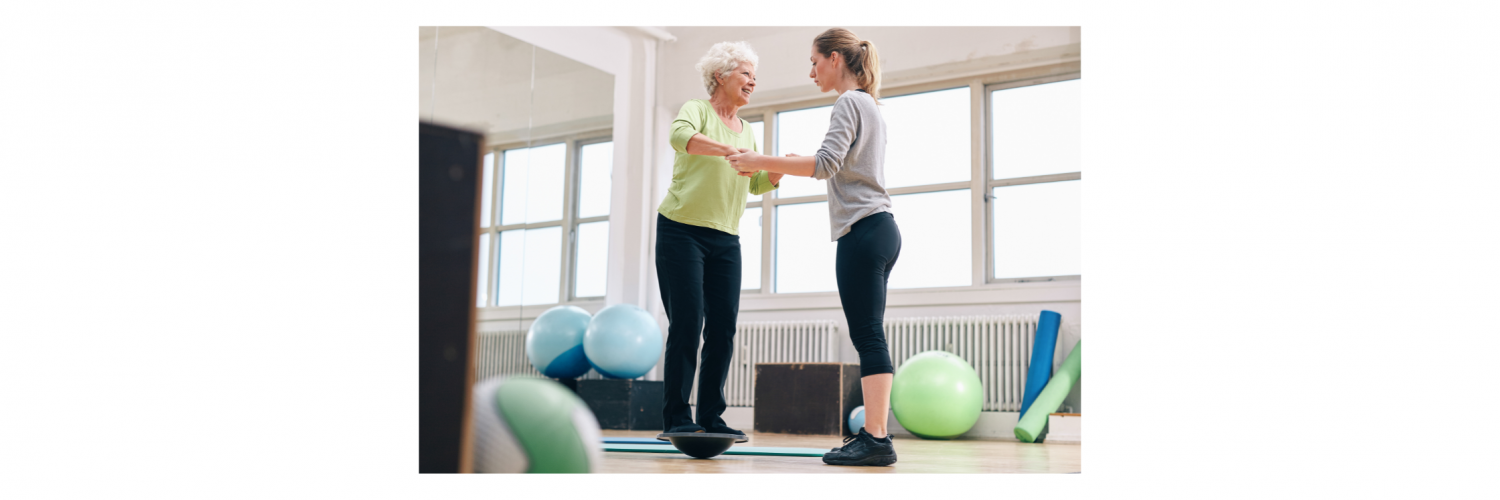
[849,405,866,434]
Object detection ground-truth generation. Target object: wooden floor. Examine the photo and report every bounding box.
[599,429,1081,473]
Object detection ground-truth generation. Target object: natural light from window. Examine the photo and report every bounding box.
[882,87,971,189]
[992,180,1080,279]
[992,80,1080,179]
[888,190,972,289]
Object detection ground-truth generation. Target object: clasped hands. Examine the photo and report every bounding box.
[726,148,798,177]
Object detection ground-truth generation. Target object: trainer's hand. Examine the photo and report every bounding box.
[726,149,763,173]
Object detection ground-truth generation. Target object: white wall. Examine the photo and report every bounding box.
[659,26,1081,109]
[418,27,614,143]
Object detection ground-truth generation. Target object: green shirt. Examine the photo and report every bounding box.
[659,99,778,235]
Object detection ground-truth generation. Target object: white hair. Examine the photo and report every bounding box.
[695,41,759,96]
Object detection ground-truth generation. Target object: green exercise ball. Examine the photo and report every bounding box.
[471,376,603,473]
[890,350,984,439]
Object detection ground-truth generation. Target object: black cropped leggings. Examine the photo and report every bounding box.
[837,212,901,377]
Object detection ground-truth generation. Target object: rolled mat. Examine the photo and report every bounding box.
[1014,341,1080,443]
[1019,311,1062,417]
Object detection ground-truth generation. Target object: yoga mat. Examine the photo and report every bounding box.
[602,437,672,445]
[602,444,826,457]
[1014,341,1079,443]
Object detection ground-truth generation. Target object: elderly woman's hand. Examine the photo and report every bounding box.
[727,148,765,173]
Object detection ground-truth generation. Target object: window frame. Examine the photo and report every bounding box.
[983,75,1082,284]
[741,115,765,294]
[569,135,613,300]
[734,69,1082,295]
[482,128,613,308]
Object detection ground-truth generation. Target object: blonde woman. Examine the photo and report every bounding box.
[657,41,782,437]
[728,28,898,466]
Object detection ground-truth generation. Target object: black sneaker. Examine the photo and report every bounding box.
[666,423,705,433]
[822,428,896,466]
[702,422,746,437]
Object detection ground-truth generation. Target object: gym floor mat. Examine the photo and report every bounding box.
[602,444,827,457]
[602,437,672,444]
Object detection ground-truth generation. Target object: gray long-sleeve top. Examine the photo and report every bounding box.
[813,89,892,241]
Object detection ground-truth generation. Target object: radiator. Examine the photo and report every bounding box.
[884,315,1038,412]
[689,320,839,407]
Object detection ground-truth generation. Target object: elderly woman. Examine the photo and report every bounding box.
[729,28,898,466]
[657,41,781,437]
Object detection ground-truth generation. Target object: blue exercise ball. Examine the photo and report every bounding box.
[849,405,866,434]
[583,304,662,379]
[525,306,593,379]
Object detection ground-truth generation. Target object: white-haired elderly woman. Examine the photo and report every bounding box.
[656,41,781,438]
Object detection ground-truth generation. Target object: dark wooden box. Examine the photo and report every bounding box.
[577,379,664,431]
[753,363,863,436]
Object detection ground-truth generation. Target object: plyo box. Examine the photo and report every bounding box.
[753,363,863,436]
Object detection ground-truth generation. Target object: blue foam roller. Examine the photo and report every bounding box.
[1019,310,1061,418]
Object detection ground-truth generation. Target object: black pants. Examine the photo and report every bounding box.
[655,214,741,430]
[837,212,901,377]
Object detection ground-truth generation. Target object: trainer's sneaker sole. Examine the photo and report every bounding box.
[822,453,897,466]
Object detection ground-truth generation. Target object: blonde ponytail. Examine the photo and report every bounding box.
[856,40,882,104]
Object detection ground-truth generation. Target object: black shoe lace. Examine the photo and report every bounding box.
[841,434,859,447]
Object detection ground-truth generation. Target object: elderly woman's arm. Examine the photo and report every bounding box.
[683,133,739,157]
[670,104,738,157]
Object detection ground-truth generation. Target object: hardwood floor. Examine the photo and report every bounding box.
[598,430,1081,473]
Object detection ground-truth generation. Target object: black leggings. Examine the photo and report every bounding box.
[837,212,901,377]
[654,214,741,430]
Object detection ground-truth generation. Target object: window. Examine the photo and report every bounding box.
[766,87,975,292]
[748,120,764,152]
[988,78,1080,280]
[772,106,832,199]
[876,87,973,289]
[742,119,765,291]
[573,141,612,297]
[739,207,762,291]
[992,180,1080,279]
[775,201,837,293]
[478,135,612,307]
[735,72,1078,296]
[991,79,1080,179]
[882,87,970,189]
[888,189,971,289]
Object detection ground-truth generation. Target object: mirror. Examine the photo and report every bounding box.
[420,26,615,379]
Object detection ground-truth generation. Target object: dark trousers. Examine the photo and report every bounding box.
[655,214,741,430]
[836,212,901,377]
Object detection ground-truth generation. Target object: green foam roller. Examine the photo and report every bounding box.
[1014,342,1080,443]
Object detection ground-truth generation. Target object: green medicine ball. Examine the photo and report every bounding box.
[890,351,984,439]
[471,376,603,473]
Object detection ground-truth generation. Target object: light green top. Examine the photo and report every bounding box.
[659,99,778,235]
